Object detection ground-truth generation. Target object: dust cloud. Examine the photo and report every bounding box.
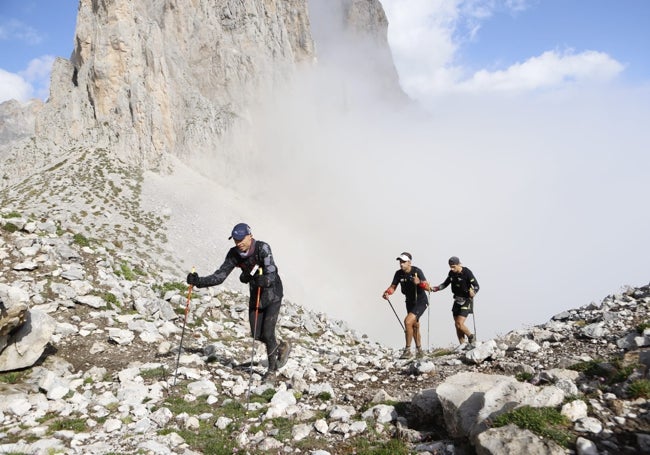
[150,2,650,349]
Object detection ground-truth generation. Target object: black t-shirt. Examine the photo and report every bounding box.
[391,266,428,304]
[440,267,479,298]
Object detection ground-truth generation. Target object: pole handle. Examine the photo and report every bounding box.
[185,267,195,316]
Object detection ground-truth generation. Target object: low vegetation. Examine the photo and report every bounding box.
[628,379,650,399]
[569,357,637,385]
[492,405,572,447]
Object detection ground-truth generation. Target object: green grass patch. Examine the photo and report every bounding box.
[153,281,190,296]
[317,391,332,401]
[628,379,650,399]
[72,232,90,247]
[2,222,19,233]
[636,321,650,334]
[157,396,258,454]
[249,388,276,404]
[140,366,167,380]
[0,370,29,384]
[431,348,455,357]
[102,292,119,307]
[46,416,88,433]
[251,416,294,441]
[340,436,413,454]
[492,406,572,447]
[516,372,534,382]
[568,358,634,384]
[117,262,136,281]
[3,211,22,218]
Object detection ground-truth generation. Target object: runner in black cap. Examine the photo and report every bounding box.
[187,223,291,379]
[432,256,480,345]
[382,252,432,359]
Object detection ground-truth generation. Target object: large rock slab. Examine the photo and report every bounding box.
[436,372,565,438]
[0,309,56,372]
[0,284,30,353]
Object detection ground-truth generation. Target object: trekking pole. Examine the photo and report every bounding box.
[472,299,477,340]
[427,290,431,351]
[245,266,263,410]
[385,297,405,332]
[414,272,421,351]
[173,267,195,386]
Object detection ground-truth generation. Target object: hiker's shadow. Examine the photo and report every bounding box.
[162,343,268,374]
[204,345,269,374]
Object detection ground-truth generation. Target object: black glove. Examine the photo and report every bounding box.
[187,272,200,286]
[253,274,271,288]
[239,271,252,284]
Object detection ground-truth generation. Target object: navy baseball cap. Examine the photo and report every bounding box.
[229,223,251,241]
[448,256,460,265]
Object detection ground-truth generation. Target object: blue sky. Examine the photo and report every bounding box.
[381,0,650,100]
[1,0,649,103]
[0,0,77,101]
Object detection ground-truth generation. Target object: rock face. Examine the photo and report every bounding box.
[0,0,402,179]
[0,99,43,163]
[35,0,313,167]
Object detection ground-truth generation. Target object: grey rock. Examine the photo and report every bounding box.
[475,424,565,455]
[0,309,55,372]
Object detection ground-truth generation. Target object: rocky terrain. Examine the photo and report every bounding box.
[1,1,648,454]
[1,210,649,454]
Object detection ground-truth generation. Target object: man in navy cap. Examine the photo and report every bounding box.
[432,256,480,345]
[187,223,291,379]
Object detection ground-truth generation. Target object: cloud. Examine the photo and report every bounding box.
[442,49,625,94]
[20,55,55,99]
[381,0,625,99]
[0,55,54,103]
[0,69,33,103]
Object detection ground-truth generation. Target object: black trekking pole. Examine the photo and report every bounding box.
[471,298,477,341]
[173,267,195,386]
[385,297,406,332]
[427,290,431,351]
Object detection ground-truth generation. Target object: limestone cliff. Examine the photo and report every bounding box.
[3,0,404,179]
[35,0,314,169]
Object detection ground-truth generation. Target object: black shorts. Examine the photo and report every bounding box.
[407,300,429,320]
[452,297,473,317]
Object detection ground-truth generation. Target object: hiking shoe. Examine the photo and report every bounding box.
[261,370,277,384]
[399,347,413,359]
[416,347,425,359]
[277,340,292,369]
[467,334,475,344]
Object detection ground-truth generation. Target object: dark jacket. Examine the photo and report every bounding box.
[439,267,479,299]
[195,239,283,309]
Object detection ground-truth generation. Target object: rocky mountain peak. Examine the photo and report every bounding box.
[0,0,402,179]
